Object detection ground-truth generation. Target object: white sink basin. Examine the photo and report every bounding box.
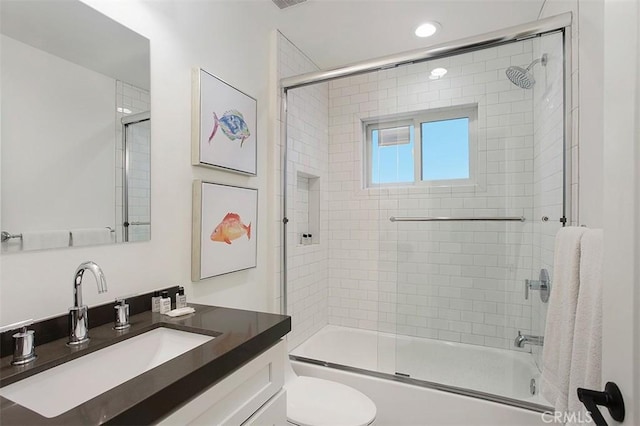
[0,327,214,418]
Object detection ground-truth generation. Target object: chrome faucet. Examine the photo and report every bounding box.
[514,330,544,348]
[69,261,108,345]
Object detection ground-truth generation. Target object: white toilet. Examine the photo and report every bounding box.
[283,353,377,426]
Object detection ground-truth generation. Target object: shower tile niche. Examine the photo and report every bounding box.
[296,172,320,245]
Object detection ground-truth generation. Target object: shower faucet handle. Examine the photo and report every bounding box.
[525,269,551,303]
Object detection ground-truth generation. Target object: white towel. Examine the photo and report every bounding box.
[71,228,113,247]
[567,229,603,423]
[541,226,588,413]
[21,230,70,250]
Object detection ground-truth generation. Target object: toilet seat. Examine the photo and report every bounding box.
[285,376,377,426]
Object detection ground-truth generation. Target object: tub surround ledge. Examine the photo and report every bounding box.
[0,303,291,425]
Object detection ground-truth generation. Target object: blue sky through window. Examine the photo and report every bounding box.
[371,127,414,184]
[421,118,469,181]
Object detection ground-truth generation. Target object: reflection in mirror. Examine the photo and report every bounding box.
[120,111,151,242]
[0,0,151,252]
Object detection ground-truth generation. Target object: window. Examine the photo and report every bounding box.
[370,121,415,184]
[365,105,477,187]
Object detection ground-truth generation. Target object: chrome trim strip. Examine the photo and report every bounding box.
[390,216,526,222]
[281,88,289,316]
[121,111,150,125]
[563,25,573,225]
[290,355,553,414]
[281,13,572,90]
[123,119,130,243]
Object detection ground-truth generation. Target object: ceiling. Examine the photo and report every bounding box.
[0,0,150,90]
[274,0,545,69]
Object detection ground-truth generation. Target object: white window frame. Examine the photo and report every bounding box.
[364,104,477,188]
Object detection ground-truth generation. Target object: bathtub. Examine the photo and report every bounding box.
[292,360,548,426]
[290,325,551,417]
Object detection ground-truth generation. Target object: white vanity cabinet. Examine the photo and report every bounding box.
[157,340,287,426]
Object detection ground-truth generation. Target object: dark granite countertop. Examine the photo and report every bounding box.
[0,303,291,425]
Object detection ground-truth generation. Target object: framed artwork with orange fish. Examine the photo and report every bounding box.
[192,68,257,175]
[192,180,258,280]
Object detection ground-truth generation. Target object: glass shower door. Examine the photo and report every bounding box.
[389,32,566,406]
[121,113,150,242]
[528,31,566,402]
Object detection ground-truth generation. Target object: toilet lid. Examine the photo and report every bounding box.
[285,376,377,426]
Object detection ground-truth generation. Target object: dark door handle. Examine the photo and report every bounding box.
[577,382,625,426]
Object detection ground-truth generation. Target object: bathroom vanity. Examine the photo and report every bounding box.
[0,302,291,425]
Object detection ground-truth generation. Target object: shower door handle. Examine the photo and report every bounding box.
[577,382,625,426]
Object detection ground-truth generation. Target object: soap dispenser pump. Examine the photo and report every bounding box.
[159,291,171,314]
[114,299,130,330]
[176,287,187,309]
[151,290,161,313]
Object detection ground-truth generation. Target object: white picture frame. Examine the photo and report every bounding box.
[192,180,258,281]
[192,68,257,175]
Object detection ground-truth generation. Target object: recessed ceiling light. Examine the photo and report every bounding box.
[415,21,441,38]
[117,107,132,114]
[429,67,448,80]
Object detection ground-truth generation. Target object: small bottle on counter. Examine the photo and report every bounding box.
[176,286,187,309]
[151,290,161,313]
[159,291,171,314]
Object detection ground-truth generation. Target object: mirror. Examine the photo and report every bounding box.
[1,0,151,252]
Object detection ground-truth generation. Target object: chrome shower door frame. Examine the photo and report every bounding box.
[279,12,573,411]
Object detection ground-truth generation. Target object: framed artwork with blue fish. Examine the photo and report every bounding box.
[192,180,258,281]
[192,68,257,175]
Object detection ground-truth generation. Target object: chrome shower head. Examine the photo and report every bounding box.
[505,53,548,89]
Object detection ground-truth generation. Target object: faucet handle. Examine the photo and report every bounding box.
[0,319,37,365]
[114,299,130,331]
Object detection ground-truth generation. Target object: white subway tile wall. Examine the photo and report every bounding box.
[326,37,564,351]
[278,34,565,355]
[126,120,151,242]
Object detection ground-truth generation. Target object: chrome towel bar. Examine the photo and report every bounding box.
[2,228,115,243]
[389,216,526,222]
[123,221,151,226]
[1,231,23,242]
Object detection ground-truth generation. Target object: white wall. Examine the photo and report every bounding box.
[0,0,283,325]
[602,0,640,423]
[575,0,604,228]
[1,35,116,235]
